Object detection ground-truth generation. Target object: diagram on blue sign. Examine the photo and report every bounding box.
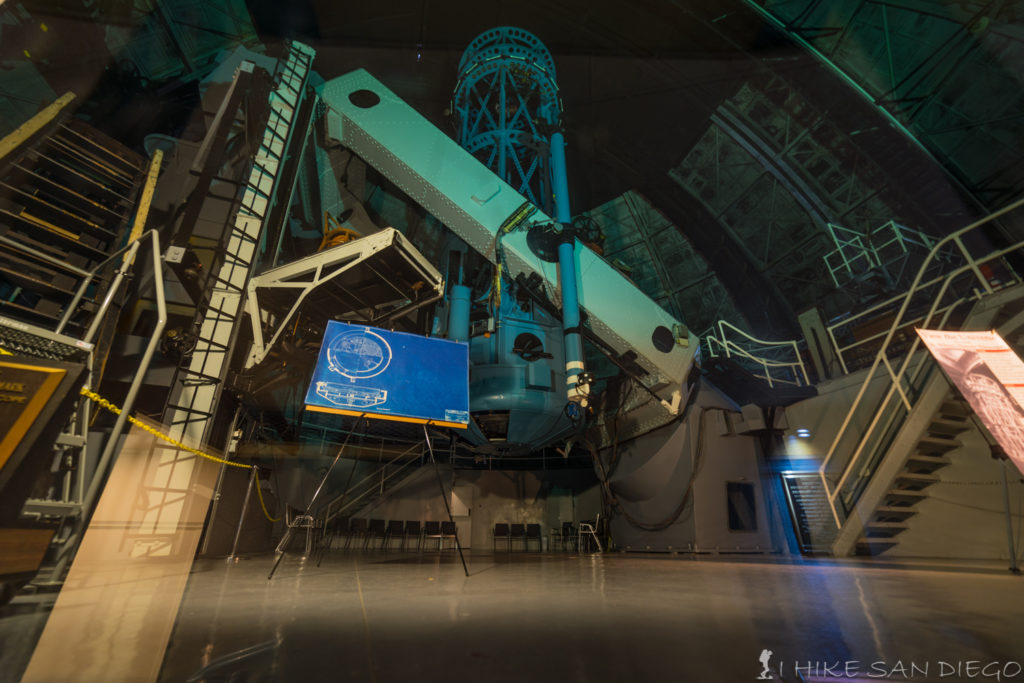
[316,327,393,409]
[315,382,388,408]
[328,328,392,379]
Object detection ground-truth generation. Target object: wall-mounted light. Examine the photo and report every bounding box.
[796,428,811,438]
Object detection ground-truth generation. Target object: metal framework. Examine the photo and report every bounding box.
[820,196,1024,531]
[746,0,1024,208]
[322,69,697,419]
[451,27,562,212]
[823,219,949,290]
[139,42,316,560]
[244,228,444,368]
[671,73,953,330]
[704,320,810,388]
[582,191,746,335]
[104,0,260,82]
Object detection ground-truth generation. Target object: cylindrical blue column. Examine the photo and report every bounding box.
[550,132,572,223]
[454,27,587,407]
[448,284,472,342]
[550,131,586,405]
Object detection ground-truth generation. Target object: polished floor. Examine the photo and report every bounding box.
[160,551,1023,683]
[4,550,1024,682]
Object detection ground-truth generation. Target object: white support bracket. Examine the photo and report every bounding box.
[244,228,444,369]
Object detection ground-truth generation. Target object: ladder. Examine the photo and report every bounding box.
[156,41,317,556]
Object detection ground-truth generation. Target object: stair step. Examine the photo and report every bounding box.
[894,472,941,489]
[905,454,952,473]
[939,400,972,419]
[863,521,909,538]
[928,417,972,436]
[872,506,919,521]
[856,537,899,555]
[883,488,929,504]
[916,435,961,454]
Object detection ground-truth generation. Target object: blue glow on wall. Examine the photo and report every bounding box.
[304,321,469,428]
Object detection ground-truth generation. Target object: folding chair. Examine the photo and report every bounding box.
[525,523,542,551]
[365,518,386,550]
[440,521,457,551]
[559,521,576,551]
[385,520,404,551]
[423,521,443,550]
[493,523,510,551]
[346,518,368,550]
[509,523,526,551]
[403,521,422,551]
[578,514,602,553]
[325,516,350,553]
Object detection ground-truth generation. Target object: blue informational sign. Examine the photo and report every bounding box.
[304,321,470,428]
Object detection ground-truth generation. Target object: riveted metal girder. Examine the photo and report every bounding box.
[321,69,698,405]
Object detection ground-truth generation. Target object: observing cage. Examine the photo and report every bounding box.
[451,27,563,213]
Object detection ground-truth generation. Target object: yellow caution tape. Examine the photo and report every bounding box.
[79,386,281,522]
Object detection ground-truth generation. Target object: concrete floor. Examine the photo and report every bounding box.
[0,591,55,683]
[143,551,1024,683]
[3,550,1022,682]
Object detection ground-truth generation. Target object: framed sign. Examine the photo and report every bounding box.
[304,321,469,429]
[918,328,1024,476]
[0,361,66,475]
[0,355,86,524]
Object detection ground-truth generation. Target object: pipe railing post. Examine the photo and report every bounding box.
[49,231,168,580]
[227,467,258,562]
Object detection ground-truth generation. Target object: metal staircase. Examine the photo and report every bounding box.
[781,474,837,554]
[320,440,429,525]
[850,396,971,555]
[830,282,1024,556]
[0,93,173,583]
[0,94,147,332]
[163,41,316,453]
[820,196,1024,557]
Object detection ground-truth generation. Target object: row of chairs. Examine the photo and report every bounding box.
[492,523,543,551]
[492,521,605,552]
[328,518,458,551]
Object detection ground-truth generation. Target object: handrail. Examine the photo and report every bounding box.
[705,337,806,388]
[49,229,169,579]
[321,440,425,524]
[827,297,968,375]
[824,223,876,286]
[51,150,163,337]
[824,256,984,374]
[715,319,797,350]
[819,195,1024,529]
[706,320,810,387]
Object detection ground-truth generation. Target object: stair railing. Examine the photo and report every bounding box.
[820,196,1024,529]
[40,229,171,580]
[705,319,810,387]
[320,439,426,524]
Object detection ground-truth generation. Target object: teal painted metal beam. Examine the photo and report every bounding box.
[319,69,697,411]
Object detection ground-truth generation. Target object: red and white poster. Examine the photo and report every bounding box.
[917,328,1024,476]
